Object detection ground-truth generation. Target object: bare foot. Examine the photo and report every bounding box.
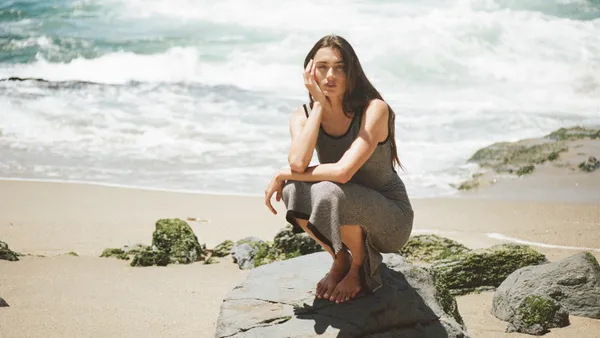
[329,266,362,303]
[316,250,351,300]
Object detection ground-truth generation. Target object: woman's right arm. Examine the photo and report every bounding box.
[287,102,323,173]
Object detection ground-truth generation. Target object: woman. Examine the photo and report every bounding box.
[264,35,414,304]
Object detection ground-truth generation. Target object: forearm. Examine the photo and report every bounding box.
[277,163,348,184]
[287,104,323,171]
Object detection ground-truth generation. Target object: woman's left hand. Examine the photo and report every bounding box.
[265,173,284,215]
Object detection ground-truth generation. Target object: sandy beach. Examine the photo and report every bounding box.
[1,178,600,338]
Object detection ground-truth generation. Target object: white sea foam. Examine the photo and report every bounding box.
[1,0,600,195]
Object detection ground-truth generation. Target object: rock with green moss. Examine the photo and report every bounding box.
[432,244,547,295]
[546,126,600,141]
[399,234,471,263]
[130,218,205,266]
[493,251,600,323]
[100,248,130,260]
[213,240,234,257]
[516,164,535,176]
[579,156,599,172]
[0,240,19,261]
[273,224,323,256]
[130,246,170,267]
[231,237,267,269]
[506,295,569,335]
[65,251,79,257]
[468,140,567,172]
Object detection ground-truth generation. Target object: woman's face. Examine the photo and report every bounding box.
[313,47,346,98]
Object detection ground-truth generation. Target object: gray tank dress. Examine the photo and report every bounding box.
[282,103,414,292]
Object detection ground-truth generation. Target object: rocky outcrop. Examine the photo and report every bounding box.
[216,252,469,338]
[129,219,206,267]
[231,226,323,270]
[397,236,548,295]
[492,252,600,332]
[455,126,600,191]
[504,295,569,335]
[212,240,234,257]
[432,244,547,295]
[399,234,470,263]
[0,240,19,261]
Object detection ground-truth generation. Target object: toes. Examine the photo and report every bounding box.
[329,285,341,302]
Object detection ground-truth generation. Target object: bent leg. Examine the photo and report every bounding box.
[330,225,364,303]
[290,216,351,300]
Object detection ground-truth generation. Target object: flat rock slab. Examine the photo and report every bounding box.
[216,252,469,338]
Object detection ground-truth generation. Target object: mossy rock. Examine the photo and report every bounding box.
[546,126,600,141]
[273,224,323,256]
[432,244,547,295]
[516,165,535,176]
[0,241,19,261]
[468,141,567,172]
[100,248,130,260]
[212,240,234,257]
[433,273,464,326]
[579,156,599,172]
[507,295,569,335]
[130,246,170,267]
[151,218,206,264]
[130,218,206,266]
[399,234,471,263]
[65,252,79,257]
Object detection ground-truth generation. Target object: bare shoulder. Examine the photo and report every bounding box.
[363,99,389,126]
[289,105,308,137]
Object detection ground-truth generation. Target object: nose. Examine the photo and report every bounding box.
[326,67,335,80]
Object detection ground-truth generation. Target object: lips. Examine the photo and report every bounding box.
[324,83,337,88]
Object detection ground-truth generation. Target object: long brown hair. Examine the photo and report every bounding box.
[304,34,403,170]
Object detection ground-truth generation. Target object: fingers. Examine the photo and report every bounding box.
[264,190,277,215]
[304,59,313,85]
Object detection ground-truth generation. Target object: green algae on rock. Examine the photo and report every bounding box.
[130,218,206,267]
[212,240,234,257]
[579,156,599,172]
[545,126,600,141]
[399,234,471,263]
[432,243,547,295]
[273,224,323,256]
[100,248,130,260]
[507,295,569,335]
[0,240,19,261]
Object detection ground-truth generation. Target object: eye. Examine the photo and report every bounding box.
[317,65,327,70]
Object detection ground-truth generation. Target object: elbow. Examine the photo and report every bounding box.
[288,157,308,173]
[336,166,353,184]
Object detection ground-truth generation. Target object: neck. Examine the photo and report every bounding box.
[326,95,345,118]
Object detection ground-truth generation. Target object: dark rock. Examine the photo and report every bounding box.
[492,251,600,321]
[273,224,323,256]
[579,156,599,172]
[506,295,569,335]
[432,244,547,295]
[213,240,234,257]
[130,218,205,266]
[0,297,8,307]
[0,240,19,261]
[399,234,471,263]
[216,252,470,338]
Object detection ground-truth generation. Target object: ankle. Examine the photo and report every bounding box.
[348,265,361,274]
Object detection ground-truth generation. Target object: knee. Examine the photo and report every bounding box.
[311,181,344,201]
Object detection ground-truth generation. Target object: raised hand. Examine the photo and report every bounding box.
[304,59,331,111]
